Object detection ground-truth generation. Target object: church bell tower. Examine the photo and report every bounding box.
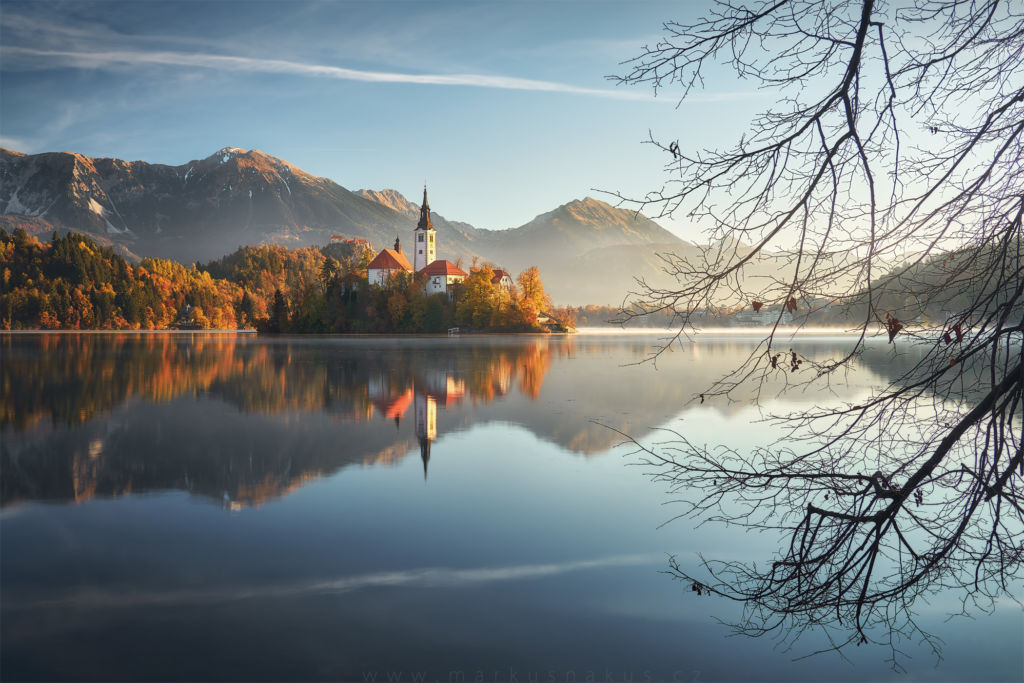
[413,186,436,272]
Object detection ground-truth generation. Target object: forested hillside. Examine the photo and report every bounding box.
[0,230,566,333]
[1,229,241,329]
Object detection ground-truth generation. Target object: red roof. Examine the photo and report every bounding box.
[373,388,413,420]
[419,259,467,277]
[491,268,511,284]
[367,249,412,271]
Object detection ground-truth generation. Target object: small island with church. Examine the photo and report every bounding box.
[262,187,574,334]
[0,187,575,334]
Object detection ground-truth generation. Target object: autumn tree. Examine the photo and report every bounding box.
[515,266,550,328]
[489,282,515,330]
[0,230,242,330]
[423,293,453,332]
[456,265,497,329]
[237,291,257,329]
[612,0,1024,665]
[321,238,374,278]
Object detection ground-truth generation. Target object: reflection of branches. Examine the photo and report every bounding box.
[619,347,1022,665]
[611,0,1024,665]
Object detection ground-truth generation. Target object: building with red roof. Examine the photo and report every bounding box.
[372,388,414,425]
[367,237,413,287]
[365,189,468,297]
[490,268,514,291]
[419,259,467,297]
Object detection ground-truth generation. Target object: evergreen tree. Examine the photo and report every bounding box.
[270,288,289,333]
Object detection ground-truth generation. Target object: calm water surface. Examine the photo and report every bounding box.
[1,332,1020,682]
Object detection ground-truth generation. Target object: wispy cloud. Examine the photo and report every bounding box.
[4,553,661,610]
[0,12,230,51]
[0,136,34,153]
[2,46,650,101]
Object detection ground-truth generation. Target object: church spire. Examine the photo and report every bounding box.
[416,186,433,231]
[420,436,430,480]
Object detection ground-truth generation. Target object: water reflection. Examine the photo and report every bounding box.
[1,332,922,510]
[2,333,558,508]
[4,333,1016,683]
[0,332,553,430]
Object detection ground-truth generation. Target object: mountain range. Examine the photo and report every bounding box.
[0,145,803,305]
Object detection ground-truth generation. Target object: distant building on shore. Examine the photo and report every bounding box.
[732,308,794,326]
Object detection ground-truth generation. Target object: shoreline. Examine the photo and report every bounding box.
[0,328,258,335]
[2,326,881,337]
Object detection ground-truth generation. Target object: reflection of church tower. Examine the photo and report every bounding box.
[414,390,437,479]
[413,186,436,273]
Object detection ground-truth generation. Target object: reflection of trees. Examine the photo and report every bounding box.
[516,342,553,400]
[2,333,251,429]
[0,334,556,431]
[2,334,930,511]
[0,334,557,508]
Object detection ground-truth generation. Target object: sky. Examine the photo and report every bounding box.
[0,0,762,236]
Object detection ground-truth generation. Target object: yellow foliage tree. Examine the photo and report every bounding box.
[456,266,496,329]
[515,266,549,328]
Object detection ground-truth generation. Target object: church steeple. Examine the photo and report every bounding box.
[413,185,436,271]
[415,391,436,480]
[416,186,433,231]
[420,436,430,480]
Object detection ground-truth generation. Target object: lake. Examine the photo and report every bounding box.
[1,332,1020,682]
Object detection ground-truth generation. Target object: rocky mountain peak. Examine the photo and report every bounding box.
[357,188,419,218]
[209,146,248,162]
[560,196,631,223]
[518,196,679,247]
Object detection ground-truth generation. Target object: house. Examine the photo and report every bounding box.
[372,387,414,427]
[366,236,413,286]
[535,312,574,333]
[420,259,467,297]
[491,268,514,291]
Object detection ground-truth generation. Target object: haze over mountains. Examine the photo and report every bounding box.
[0,145,787,304]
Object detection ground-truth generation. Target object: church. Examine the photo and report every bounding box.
[366,188,468,297]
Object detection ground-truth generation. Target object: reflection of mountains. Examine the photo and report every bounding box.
[1,333,556,508]
[1,333,914,509]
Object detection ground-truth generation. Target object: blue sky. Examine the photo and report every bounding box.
[0,0,760,235]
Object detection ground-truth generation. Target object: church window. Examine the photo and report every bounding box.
[418,234,424,242]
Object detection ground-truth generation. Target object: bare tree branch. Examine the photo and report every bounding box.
[611,0,1024,666]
